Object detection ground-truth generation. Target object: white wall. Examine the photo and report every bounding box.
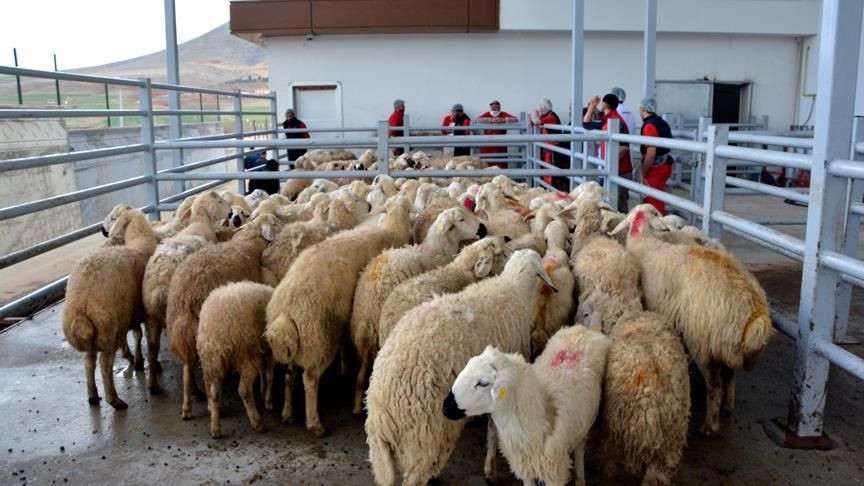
[267,31,801,132]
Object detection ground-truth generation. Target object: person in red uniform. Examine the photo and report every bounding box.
[476,100,518,168]
[637,97,675,215]
[530,98,570,191]
[282,108,310,165]
[388,99,406,156]
[582,93,633,211]
[441,103,471,157]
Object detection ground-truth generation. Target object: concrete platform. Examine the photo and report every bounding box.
[1,265,863,485]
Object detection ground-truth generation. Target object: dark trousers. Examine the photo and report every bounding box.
[454,147,471,157]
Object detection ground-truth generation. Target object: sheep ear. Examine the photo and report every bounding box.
[107,215,129,239]
[473,255,493,278]
[537,266,558,293]
[261,223,274,242]
[608,216,630,236]
[650,215,669,231]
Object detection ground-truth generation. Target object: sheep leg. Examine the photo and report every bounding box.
[100,351,127,410]
[85,351,100,405]
[145,322,163,394]
[181,363,195,419]
[206,375,223,439]
[131,325,145,371]
[352,352,371,417]
[264,356,275,411]
[302,366,329,438]
[720,365,736,417]
[572,442,586,486]
[121,339,134,368]
[403,472,435,486]
[642,460,674,486]
[281,364,296,424]
[239,365,265,433]
[697,361,723,436]
[484,417,499,481]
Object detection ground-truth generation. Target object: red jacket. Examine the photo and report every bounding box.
[475,111,517,136]
[600,110,632,174]
[388,110,404,137]
[441,114,471,135]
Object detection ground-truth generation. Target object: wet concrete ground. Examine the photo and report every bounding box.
[1,267,863,486]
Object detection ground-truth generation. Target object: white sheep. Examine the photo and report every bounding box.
[264,196,414,437]
[475,183,530,239]
[532,219,575,355]
[197,281,275,438]
[444,325,612,486]
[365,249,555,485]
[349,207,488,415]
[612,204,774,435]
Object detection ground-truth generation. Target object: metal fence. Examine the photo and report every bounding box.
[1,1,863,445]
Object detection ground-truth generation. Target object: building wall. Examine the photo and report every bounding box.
[267,31,801,132]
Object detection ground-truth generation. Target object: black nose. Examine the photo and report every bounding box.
[442,392,466,421]
[476,224,488,239]
[503,235,512,243]
[233,215,242,227]
[101,227,109,237]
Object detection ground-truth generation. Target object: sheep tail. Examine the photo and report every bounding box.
[741,311,773,371]
[264,314,300,364]
[63,314,95,352]
[367,428,397,486]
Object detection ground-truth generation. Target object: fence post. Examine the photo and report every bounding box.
[403,113,411,154]
[234,91,245,194]
[701,124,729,239]
[782,0,861,445]
[13,48,22,105]
[140,79,160,222]
[269,91,279,162]
[604,118,620,210]
[761,114,770,131]
[53,54,61,106]
[377,121,390,176]
[104,84,111,128]
[199,93,204,122]
[834,115,864,343]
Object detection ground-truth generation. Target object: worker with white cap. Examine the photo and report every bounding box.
[441,103,472,157]
[388,99,406,156]
[638,97,675,215]
[529,98,569,191]
[610,87,638,141]
[476,100,518,168]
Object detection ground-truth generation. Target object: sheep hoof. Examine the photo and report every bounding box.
[308,424,330,438]
[149,384,163,395]
[134,358,145,371]
[108,398,128,410]
[210,431,222,439]
[252,422,266,433]
[88,396,101,406]
[698,423,718,437]
[181,410,193,420]
[281,414,294,425]
[264,402,274,411]
[153,361,163,373]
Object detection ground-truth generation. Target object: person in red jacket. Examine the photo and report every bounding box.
[442,103,471,157]
[388,99,406,156]
[476,100,518,168]
[582,93,633,211]
[637,97,675,215]
[282,108,310,164]
[530,98,569,191]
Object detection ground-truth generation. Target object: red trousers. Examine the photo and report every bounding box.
[643,163,673,215]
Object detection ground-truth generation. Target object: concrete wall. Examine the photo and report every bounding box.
[267,31,801,132]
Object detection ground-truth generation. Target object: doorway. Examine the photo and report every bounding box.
[289,82,343,136]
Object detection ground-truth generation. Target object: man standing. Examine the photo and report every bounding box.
[282,108,310,164]
[388,99,406,156]
[582,93,633,211]
[530,98,569,191]
[441,103,471,157]
[637,97,674,215]
[476,100,518,168]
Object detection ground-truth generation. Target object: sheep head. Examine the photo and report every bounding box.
[609,204,667,238]
[443,345,526,420]
[505,249,558,292]
[426,207,488,247]
[226,205,251,228]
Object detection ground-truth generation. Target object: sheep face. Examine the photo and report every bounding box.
[101,204,133,237]
[226,205,251,228]
[444,346,522,420]
[432,207,488,242]
[609,204,666,238]
[245,189,270,209]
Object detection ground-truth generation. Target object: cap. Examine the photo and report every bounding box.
[602,93,619,109]
[640,97,657,113]
[285,108,295,115]
[539,97,553,110]
[451,103,464,111]
[489,100,501,106]
[393,99,405,107]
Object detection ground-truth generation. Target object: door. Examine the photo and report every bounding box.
[290,82,343,137]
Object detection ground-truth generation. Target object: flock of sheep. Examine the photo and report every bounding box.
[59,148,774,485]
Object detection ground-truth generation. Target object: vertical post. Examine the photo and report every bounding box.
[571,0,585,182]
[834,116,864,342]
[13,48,22,105]
[269,92,279,162]
[53,54,61,106]
[403,113,411,154]
[761,114,770,131]
[643,0,657,99]
[377,121,390,176]
[216,95,221,122]
[104,84,111,128]
[786,0,862,441]
[234,92,245,194]
[118,87,125,128]
[604,118,620,210]
[140,79,160,222]
[164,0,184,192]
[701,124,729,239]
[199,93,204,122]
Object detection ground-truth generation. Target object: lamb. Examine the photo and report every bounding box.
[140,191,231,393]
[62,205,157,409]
[197,281,275,438]
[264,196,414,437]
[365,249,556,486]
[612,203,774,435]
[475,184,530,239]
[349,207,488,415]
[245,189,270,209]
[165,213,281,419]
[295,178,339,203]
[444,325,612,486]
[532,219,575,355]
[101,196,195,245]
[377,236,511,347]
[218,189,253,216]
[411,195,459,244]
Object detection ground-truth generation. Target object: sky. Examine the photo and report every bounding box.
[0,0,230,71]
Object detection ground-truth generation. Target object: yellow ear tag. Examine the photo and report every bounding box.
[437,223,445,232]
[497,387,508,400]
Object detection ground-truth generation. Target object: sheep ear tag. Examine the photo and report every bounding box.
[261,224,274,242]
[492,382,509,402]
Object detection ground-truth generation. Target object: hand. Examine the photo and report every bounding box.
[590,95,600,106]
